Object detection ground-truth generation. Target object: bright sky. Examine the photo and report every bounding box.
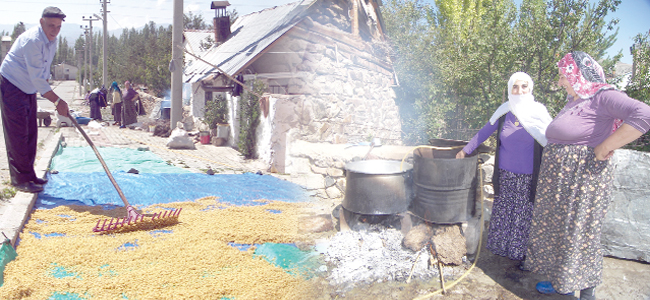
[0,0,297,31]
[1,0,648,64]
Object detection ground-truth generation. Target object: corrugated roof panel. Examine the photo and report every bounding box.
[184,31,214,55]
[183,0,316,83]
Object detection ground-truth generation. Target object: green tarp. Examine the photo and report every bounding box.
[0,237,17,287]
[253,243,320,278]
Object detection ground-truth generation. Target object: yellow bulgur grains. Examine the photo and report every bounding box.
[0,197,319,299]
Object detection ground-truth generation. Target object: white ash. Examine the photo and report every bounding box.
[318,224,439,290]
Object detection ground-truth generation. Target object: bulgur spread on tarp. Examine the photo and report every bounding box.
[0,197,319,299]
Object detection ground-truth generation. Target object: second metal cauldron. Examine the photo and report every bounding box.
[342,160,413,215]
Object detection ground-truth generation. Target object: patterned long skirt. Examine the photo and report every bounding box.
[486,169,534,261]
[524,143,614,294]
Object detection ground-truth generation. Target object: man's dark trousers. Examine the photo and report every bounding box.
[0,76,38,185]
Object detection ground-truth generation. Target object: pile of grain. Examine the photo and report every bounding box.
[0,197,319,299]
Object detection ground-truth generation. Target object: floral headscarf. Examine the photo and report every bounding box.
[558,51,621,131]
[557,51,614,99]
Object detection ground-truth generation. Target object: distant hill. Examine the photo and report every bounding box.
[615,62,633,76]
[0,23,160,46]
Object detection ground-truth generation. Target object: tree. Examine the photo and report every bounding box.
[54,37,74,66]
[184,12,209,30]
[381,0,437,144]
[515,0,621,115]
[229,9,239,26]
[627,31,650,103]
[238,80,266,159]
[10,22,26,49]
[622,30,650,151]
[382,0,622,144]
[101,22,173,97]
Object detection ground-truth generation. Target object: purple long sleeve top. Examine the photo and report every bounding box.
[463,112,535,174]
[546,90,650,146]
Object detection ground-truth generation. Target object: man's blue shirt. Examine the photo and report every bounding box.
[0,25,57,95]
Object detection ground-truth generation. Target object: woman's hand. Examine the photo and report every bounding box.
[594,144,614,161]
[595,124,645,161]
[456,150,466,159]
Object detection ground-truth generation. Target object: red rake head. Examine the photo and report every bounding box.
[92,205,182,233]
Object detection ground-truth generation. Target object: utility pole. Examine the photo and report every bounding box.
[170,0,183,129]
[95,0,109,88]
[82,15,100,89]
[81,28,90,94]
[77,36,83,96]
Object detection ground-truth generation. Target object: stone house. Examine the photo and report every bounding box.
[183,0,401,174]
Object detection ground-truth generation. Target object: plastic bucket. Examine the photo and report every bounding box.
[200,132,210,144]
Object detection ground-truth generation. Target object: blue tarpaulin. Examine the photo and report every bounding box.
[50,147,191,174]
[0,143,318,300]
[37,172,309,209]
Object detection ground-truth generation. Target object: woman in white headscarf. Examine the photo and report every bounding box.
[456,72,552,264]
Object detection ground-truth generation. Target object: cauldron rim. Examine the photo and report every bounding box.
[345,159,413,175]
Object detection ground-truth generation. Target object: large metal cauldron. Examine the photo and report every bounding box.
[342,160,413,215]
[410,142,479,224]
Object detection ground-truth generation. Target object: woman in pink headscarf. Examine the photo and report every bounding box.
[524,51,650,300]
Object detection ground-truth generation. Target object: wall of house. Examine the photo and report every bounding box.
[293,19,398,144]
[188,0,402,189]
[189,83,240,148]
[246,11,401,173]
[53,64,78,80]
[190,82,206,118]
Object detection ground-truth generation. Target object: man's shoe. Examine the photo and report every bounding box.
[33,177,48,185]
[13,182,44,193]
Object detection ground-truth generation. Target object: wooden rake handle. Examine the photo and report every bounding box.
[69,114,132,207]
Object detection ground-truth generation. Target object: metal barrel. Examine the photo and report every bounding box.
[410,147,478,224]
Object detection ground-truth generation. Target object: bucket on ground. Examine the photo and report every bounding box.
[200,131,211,144]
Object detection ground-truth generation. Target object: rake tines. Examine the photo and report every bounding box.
[92,206,182,233]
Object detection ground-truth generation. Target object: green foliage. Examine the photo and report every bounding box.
[627,31,650,103]
[184,12,210,30]
[382,0,622,144]
[382,0,437,144]
[53,37,75,66]
[238,80,266,159]
[0,187,16,201]
[199,36,216,51]
[623,31,650,151]
[10,22,25,44]
[102,23,173,97]
[204,95,229,129]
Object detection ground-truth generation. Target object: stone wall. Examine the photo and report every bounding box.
[477,149,650,262]
[278,140,415,208]
[603,149,650,262]
[268,22,402,146]
[249,4,403,171]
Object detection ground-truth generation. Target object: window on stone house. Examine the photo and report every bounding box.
[268,85,288,94]
[205,91,213,106]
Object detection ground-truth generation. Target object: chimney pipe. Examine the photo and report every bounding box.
[211,1,231,44]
